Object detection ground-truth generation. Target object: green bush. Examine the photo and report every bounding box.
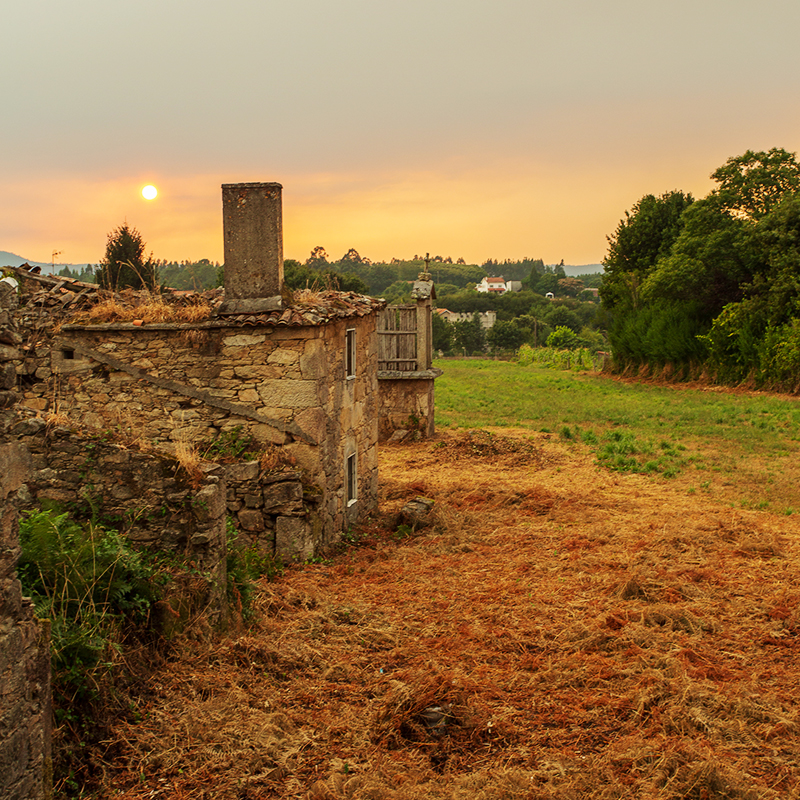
[546,325,580,350]
[203,425,258,461]
[17,508,158,724]
[517,343,595,371]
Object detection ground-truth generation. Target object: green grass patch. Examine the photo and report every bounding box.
[433,358,800,487]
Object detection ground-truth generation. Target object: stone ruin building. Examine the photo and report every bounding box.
[8,182,402,561]
[0,181,442,799]
[6,183,441,563]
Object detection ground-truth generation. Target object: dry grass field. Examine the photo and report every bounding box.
[92,424,800,800]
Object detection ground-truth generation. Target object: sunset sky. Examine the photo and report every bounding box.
[4,0,800,268]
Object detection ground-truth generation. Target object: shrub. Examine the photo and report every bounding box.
[547,325,580,350]
[18,509,155,675]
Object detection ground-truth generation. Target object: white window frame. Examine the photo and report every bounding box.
[346,452,357,507]
[345,327,356,379]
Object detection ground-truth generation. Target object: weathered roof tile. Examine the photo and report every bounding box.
[8,265,385,328]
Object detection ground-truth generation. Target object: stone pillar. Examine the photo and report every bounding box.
[219,182,284,315]
[411,274,435,371]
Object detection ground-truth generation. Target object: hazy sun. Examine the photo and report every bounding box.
[141,184,158,200]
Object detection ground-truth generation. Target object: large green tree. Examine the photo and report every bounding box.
[600,190,694,313]
[487,319,528,351]
[97,223,156,290]
[711,147,800,221]
[604,148,800,383]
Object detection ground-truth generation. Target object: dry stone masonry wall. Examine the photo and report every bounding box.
[1,278,52,800]
[13,414,230,627]
[12,279,381,550]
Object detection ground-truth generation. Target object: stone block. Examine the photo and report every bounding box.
[0,344,20,361]
[267,348,300,366]
[0,442,31,497]
[262,481,303,511]
[299,339,327,380]
[193,483,226,522]
[21,398,48,412]
[171,409,199,421]
[225,461,260,482]
[237,508,265,532]
[110,484,136,501]
[0,390,19,409]
[281,443,320,477]
[11,417,47,436]
[275,516,314,562]
[222,333,266,348]
[251,424,288,446]
[244,493,262,508]
[294,407,326,445]
[0,362,16,389]
[258,379,319,409]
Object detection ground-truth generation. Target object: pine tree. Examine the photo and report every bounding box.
[97,223,156,290]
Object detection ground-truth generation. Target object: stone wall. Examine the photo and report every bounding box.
[225,461,319,561]
[12,415,230,625]
[15,311,379,547]
[377,375,437,441]
[1,278,52,800]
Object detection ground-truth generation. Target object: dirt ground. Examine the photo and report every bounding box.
[94,428,800,799]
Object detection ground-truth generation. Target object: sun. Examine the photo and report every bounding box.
[141,184,158,200]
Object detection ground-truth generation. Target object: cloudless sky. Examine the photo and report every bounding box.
[4,0,800,267]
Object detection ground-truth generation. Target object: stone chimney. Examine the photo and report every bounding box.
[218,182,284,315]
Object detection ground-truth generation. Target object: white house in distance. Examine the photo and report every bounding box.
[476,276,507,294]
[475,276,522,294]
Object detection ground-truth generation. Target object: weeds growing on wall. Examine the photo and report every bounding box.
[203,425,259,462]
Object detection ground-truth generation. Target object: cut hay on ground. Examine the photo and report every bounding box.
[90,429,800,799]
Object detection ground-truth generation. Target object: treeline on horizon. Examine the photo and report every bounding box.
[57,249,602,302]
[56,233,607,357]
[601,147,800,392]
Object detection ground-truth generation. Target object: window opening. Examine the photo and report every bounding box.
[345,328,356,378]
[346,453,357,506]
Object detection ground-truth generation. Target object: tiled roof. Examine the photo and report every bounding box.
[7,264,385,328]
[224,291,385,327]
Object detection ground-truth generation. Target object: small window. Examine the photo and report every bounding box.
[62,348,75,360]
[346,453,357,506]
[345,328,356,378]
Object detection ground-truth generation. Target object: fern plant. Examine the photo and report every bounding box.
[17,509,156,681]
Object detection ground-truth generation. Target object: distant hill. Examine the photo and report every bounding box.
[0,250,33,267]
[0,250,90,275]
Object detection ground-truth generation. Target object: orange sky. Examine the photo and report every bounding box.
[3,1,800,268]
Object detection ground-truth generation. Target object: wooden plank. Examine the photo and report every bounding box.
[377,304,419,372]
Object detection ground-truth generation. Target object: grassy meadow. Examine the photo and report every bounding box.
[434,358,800,514]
